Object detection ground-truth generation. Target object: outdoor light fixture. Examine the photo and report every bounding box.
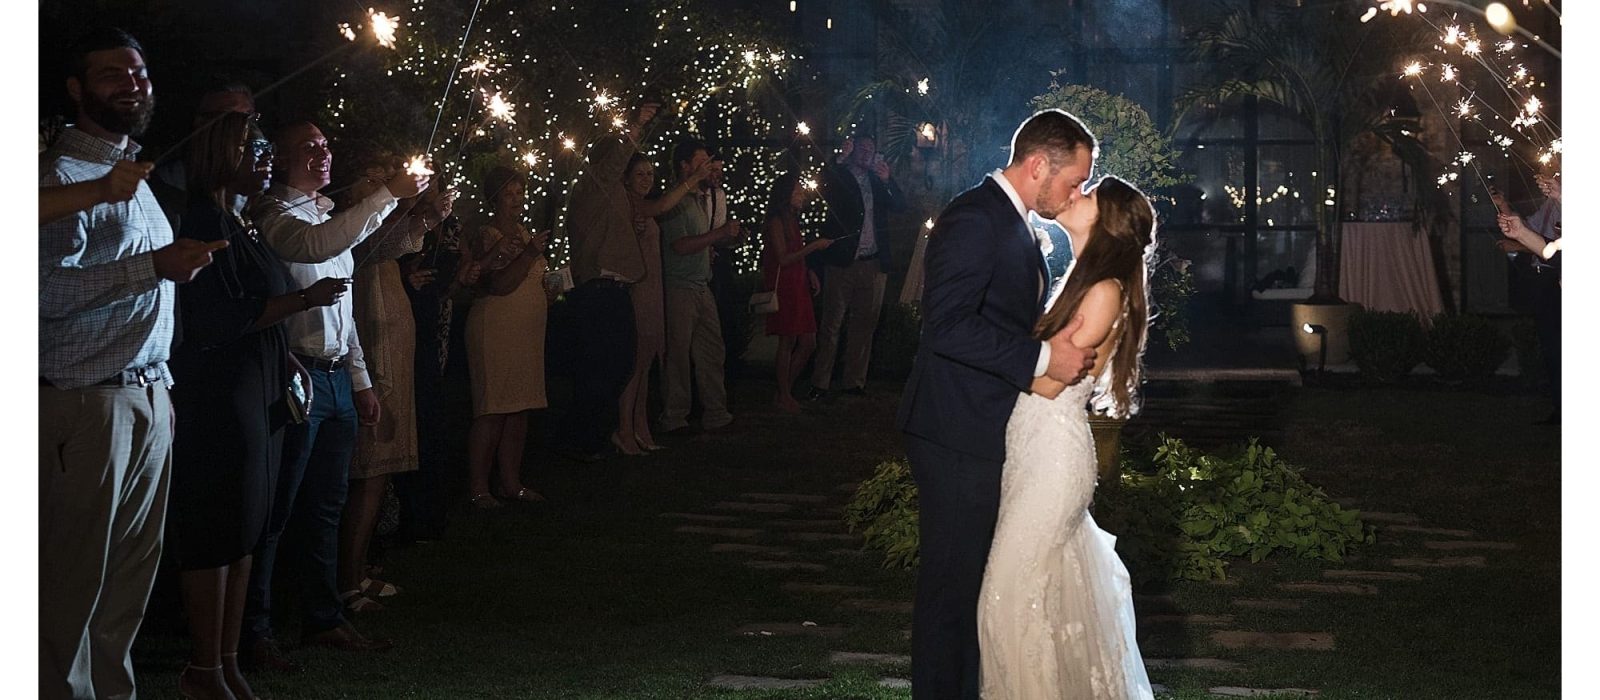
[1302,323,1328,375]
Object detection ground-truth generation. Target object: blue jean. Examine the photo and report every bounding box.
[243,367,357,641]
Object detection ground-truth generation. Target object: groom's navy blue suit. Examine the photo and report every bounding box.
[897,176,1049,700]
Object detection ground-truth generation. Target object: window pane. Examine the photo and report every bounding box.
[1163,229,1234,294]
[1258,105,1313,140]
[1257,145,1318,227]
[1171,63,1246,139]
[1083,0,1167,48]
[1087,60,1165,119]
[1254,230,1315,290]
[1175,144,1247,224]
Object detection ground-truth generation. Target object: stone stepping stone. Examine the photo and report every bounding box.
[769,518,847,530]
[1145,657,1244,672]
[1134,594,1179,609]
[782,582,870,595]
[1391,556,1486,568]
[785,532,858,543]
[827,548,868,558]
[1322,570,1422,583]
[1359,511,1421,524]
[734,622,848,637]
[707,675,827,690]
[1277,582,1378,596]
[675,525,762,539]
[660,512,740,523]
[829,651,911,665]
[1211,631,1335,651]
[745,560,827,573]
[879,678,911,689]
[1233,598,1304,611]
[1422,540,1518,551]
[841,598,914,614]
[710,543,793,556]
[713,501,794,514]
[739,492,830,504]
[1387,525,1475,537]
[1209,687,1319,698]
[1151,683,1171,695]
[1206,577,1242,587]
[1140,613,1235,626]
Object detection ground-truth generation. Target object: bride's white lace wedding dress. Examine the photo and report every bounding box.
[977,358,1154,699]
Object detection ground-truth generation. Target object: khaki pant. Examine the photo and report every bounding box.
[661,284,731,431]
[39,383,172,700]
[813,258,888,390]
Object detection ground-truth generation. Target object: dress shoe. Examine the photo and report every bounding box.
[242,637,301,674]
[803,387,827,402]
[302,621,394,652]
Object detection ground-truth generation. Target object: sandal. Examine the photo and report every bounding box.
[340,589,385,613]
[469,493,503,509]
[360,576,401,598]
[496,486,546,503]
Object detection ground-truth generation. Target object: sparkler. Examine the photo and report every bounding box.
[339,23,357,42]
[404,155,435,176]
[368,9,400,50]
[916,77,930,96]
[522,151,541,168]
[485,91,516,123]
[796,121,811,136]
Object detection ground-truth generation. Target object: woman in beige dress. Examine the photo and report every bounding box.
[339,164,453,612]
[614,153,711,455]
[463,165,549,507]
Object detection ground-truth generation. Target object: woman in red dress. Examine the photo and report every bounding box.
[761,171,834,413]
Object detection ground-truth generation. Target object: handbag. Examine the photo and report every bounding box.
[749,254,782,315]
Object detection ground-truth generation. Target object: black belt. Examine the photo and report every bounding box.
[582,278,631,290]
[40,364,164,389]
[294,353,349,372]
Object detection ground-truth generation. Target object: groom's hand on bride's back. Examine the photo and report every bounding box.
[1045,315,1097,387]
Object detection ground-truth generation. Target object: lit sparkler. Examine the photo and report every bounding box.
[796,121,811,136]
[484,92,515,123]
[522,151,540,168]
[464,59,492,74]
[742,50,758,66]
[1456,98,1473,117]
[919,122,937,142]
[594,91,614,109]
[368,9,399,49]
[562,137,577,151]
[1403,61,1425,77]
[338,23,357,42]
[916,78,930,96]
[611,116,627,129]
[404,155,434,176]
[802,177,818,191]
[1442,64,1457,82]
[1463,39,1482,56]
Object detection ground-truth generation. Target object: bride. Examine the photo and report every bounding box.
[977,174,1157,699]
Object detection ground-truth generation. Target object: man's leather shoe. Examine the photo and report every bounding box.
[803,387,827,402]
[303,621,394,652]
[243,637,302,673]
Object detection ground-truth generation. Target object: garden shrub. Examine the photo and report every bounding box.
[1422,313,1510,381]
[1348,310,1425,382]
[844,437,1374,584]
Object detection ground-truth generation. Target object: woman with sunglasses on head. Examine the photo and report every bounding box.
[168,112,346,700]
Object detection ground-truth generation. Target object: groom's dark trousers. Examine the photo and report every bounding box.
[897,177,1050,699]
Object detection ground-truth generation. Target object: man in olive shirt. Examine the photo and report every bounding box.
[657,139,743,432]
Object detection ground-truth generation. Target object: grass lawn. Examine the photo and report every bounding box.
[130,370,1559,699]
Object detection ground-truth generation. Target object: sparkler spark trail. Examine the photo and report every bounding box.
[1442,64,1457,81]
[916,77,930,95]
[368,9,400,49]
[338,23,357,41]
[594,91,614,108]
[562,137,577,150]
[796,121,811,136]
[404,155,435,176]
[1403,61,1425,76]
[485,92,516,123]
[522,151,541,168]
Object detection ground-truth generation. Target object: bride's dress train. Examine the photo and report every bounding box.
[977,378,1153,699]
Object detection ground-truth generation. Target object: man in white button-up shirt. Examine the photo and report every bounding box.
[241,120,428,665]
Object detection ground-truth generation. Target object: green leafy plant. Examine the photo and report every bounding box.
[1348,310,1426,382]
[844,458,921,570]
[1029,81,1186,196]
[869,303,922,382]
[845,437,1373,584]
[1423,314,1511,382]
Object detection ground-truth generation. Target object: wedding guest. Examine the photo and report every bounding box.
[1496,172,1561,424]
[396,217,482,538]
[168,112,347,700]
[809,133,903,399]
[463,166,550,507]
[563,99,659,461]
[658,138,744,433]
[615,153,712,454]
[339,160,454,611]
[761,171,833,412]
[242,121,427,667]
[40,28,228,700]
[151,82,256,230]
[40,158,152,224]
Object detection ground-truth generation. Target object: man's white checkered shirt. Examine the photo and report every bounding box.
[39,128,176,389]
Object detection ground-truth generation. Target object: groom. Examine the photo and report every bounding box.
[896,109,1100,699]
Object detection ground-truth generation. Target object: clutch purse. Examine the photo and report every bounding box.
[748,289,779,315]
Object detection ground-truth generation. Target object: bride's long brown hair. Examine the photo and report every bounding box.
[1033,175,1157,416]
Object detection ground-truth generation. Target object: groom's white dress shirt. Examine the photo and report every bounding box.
[989,171,1052,379]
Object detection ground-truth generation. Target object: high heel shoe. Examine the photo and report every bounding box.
[636,435,667,452]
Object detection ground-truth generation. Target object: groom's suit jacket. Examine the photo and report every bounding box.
[896,177,1049,464]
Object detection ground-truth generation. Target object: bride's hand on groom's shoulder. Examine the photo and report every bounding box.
[1030,375,1067,400]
